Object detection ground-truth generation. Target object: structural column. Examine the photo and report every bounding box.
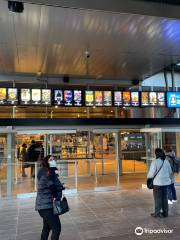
[115,131,122,177]
[7,132,15,197]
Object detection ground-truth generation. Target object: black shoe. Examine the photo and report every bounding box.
[151,213,161,218]
[161,213,168,218]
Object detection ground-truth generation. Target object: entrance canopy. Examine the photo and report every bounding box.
[0,0,180,84]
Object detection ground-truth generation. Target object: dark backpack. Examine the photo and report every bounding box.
[169,156,180,173]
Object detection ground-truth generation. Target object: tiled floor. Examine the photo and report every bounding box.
[0,189,180,240]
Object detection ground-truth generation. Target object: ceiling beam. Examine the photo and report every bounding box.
[0,73,131,87]
[20,0,180,19]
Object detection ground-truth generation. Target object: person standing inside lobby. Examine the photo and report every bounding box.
[21,143,28,177]
[27,140,41,178]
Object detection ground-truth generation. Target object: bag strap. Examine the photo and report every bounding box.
[153,160,164,180]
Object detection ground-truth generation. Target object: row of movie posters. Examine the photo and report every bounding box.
[141,92,165,106]
[21,89,51,105]
[0,88,167,107]
[85,91,112,106]
[114,91,139,107]
[54,90,82,106]
[0,88,18,104]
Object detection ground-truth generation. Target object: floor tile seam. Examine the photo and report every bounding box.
[77,196,104,223]
[14,202,20,240]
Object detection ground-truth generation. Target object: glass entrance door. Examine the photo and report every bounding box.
[93,131,119,190]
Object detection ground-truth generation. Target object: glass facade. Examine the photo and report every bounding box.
[0,126,179,198]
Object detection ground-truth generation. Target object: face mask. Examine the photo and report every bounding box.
[49,160,57,168]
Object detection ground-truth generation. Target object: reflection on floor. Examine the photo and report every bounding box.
[0,172,147,197]
[1,189,180,240]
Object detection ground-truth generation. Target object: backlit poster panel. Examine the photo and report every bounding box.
[95,91,103,106]
[103,91,112,106]
[141,92,149,106]
[42,89,51,105]
[85,91,94,106]
[167,92,180,108]
[123,92,131,106]
[21,89,31,104]
[54,90,63,105]
[64,90,73,106]
[157,92,165,106]
[31,89,41,104]
[114,91,122,106]
[74,90,82,106]
[131,92,139,106]
[0,88,6,104]
[149,92,157,106]
[7,88,18,104]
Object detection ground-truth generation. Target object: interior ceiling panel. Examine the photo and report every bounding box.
[0,1,180,80]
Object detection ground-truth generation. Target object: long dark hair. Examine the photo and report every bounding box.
[155,148,165,160]
[41,155,52,169]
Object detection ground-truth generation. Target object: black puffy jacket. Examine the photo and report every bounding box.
[35,167,64,211]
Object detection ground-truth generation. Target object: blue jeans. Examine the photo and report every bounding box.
[167,183,177,201]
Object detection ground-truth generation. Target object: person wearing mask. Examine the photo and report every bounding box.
[147,148,172,218]
[27,140,41,178]
[35,155,65,240]
[21,143,28,177]
[164,146,178,204]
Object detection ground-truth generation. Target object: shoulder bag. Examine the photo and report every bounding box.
[147,160,164,189]
[53,196,70,215]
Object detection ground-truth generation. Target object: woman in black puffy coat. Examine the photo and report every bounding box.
[35,155,65,240]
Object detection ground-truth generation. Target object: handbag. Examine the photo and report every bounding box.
[147,160,164,189]
[53,196,70,215]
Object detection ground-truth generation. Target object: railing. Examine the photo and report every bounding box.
[0,156,119,197]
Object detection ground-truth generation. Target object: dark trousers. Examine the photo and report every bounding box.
[38,209,61,240]
[153,185,168,216]
[167,183,177,201]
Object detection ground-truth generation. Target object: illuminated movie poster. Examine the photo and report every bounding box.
[21,89,31,104]
[141,92,149,106]
[95,91,103,106]
[85,91,94,106]
[54,90,63,105]
[42,89,51,105]
[7,88,18,104]
[74,90,82,106]
[64,90,73,106]
[167,92,180,107]
[122,92,131,107]
[149,92,157,106]
[114,91,122,106]
[157,92,165,106]
[0,88,6,104]
[103,91,112,106]
[31,89,41,104]
[131,92,139,106]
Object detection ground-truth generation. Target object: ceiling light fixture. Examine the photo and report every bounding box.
[8,1,24,13]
